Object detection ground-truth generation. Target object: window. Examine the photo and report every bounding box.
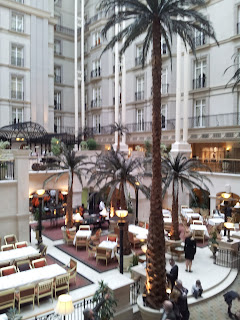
[93,114,101,133]
[84,38,88,54]
[54,40,61,55]
[54,66,61,83]
[12,107,23,124]
[11,44,23,67]
[237,6,240,34]
[11,12,24,33]
[135,45,143,66]
[193,59,206,89]
[92,30,101,48]
[135,76,144,100]
[161,68,168,94]
[161,105,167,129]
[92,87,101,108]
[91,59,101,77]
[194,99,206,127]
[194,28,206,47]
[136,109,144,131]
[85,90,88,110]
[14,0,24,3]
[11,75,23,100]
[54,116,61,133]
[161,42,167,55]
[113,82,122,105]
[54,91,61,110]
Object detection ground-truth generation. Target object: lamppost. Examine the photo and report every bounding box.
[135,181,140,225]
[116,209,128,274]
[224,222,234,242]
[36,189,45,245]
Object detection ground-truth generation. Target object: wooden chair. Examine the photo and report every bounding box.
[87,243,97,258]
[64,229,76,245]
[193,220,203,225]
[0,261,10,269]
[16,259,32,272]
[54,273,70,298]
[0,265,17,277]
[0,289,15,312]
[64,259,77,284]
[15,284,35,312]
[145,223,149,229]
[128,232,141,249]
[28,253,41,262]
[193,229,205,244]
[90,229,102,245]
[35,279,53,306]
[1,244,14,251]
[32,258,47,268]
[75,236,88,251]
[39,244,47,257]
[107,234,118,242]
[96,247,111,266]
[4,234,18,245]
[15,241,28,249]
[79,225,91,230]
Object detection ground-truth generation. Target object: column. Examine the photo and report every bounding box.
[114,7,119,147]
[74,0,79,142]
[81,0,85,138]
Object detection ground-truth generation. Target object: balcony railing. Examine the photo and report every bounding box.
[11,90,23,100]
[54,75,61,84]
[194,35,206,47]
[91,99,102,108]
[161,84,169,94]
[54,102,61,110]
[0,161,14,180]
[54,24,75,36]
[135,91,144,101]
[199,159,240,175]
[188,112,240,128]
[91,68,101,78]
[135,56,143,66]
[11,56,24,67]
[193,76,206,89]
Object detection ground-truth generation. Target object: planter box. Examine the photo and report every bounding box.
[137,295,163,320]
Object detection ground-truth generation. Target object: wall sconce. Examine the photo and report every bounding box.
[61,191,68,196]
[36,189,45,196]
[221,193,231,199]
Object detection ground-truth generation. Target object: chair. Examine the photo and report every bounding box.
[145,223,149,229]
[75,236,88,251]
[96,247,111,266]
[39,244,47,257]
[107,234,118,242]
[0,261,10,269]
[79,225,91,230]
[54,273,70,298]
[32,258,47,268]
[193,220,203,225]
[90,229,102,245]
[138,221,146,228]
[193,229,205,244]
[0,289,15,311]
[64,259,77,284]
[4,234,18,245]
[128,232,141,249]
[35,279,53,306]
[15,241,28,249]
[87,243,97,258]
[16,259,32,272]
[29,253,41,262]
[1,244,14,251]
[64,228,76,246]
[15,284,35,312]
[1,265,17,277]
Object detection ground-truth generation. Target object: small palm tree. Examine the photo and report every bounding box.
[110,122,129,151]
[162,153,212,240]
[100,0,217,309]
[88,148,150,254]
[44,139,87,228]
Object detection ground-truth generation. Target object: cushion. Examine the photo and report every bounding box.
[18,263,30,272]
[2,267,15,276]
[17,243,27,249]
[108,236,117,242]
[34,260,45,268]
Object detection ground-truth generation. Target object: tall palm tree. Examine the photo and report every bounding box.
[100,0,217,308]
[88,148,150,254]
[111,122,129,151]
[44,140,87,228]
[162,153,212,240]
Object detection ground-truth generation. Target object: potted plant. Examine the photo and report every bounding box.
[92,281,117,320]
[7,307,22,320]
[208,226,220,261]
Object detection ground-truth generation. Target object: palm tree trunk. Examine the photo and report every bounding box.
[146,17,167,309]
[171,183,180,240]
[66,172,73,228]
[117,133,120,151]
[119,182,131,255]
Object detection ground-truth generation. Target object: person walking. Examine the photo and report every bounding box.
[184,232,196,272]
[167,258,178,290]
[223,291,240,318]
[170,280,190,320]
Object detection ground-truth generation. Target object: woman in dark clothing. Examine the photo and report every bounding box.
[184,232,196,272]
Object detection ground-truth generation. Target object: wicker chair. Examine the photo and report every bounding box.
[90,229,102,245]
[35,279,53,306]
[54,273,70,298]
[96,247,111,266]
[75,236,88,251]
[64,259,77,284]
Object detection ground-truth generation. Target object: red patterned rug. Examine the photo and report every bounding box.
[46,254,93,290]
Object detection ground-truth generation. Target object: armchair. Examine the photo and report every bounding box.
[15,241,28,249]
[4,234,18,245]
[0,289,15,312]
[54,273,70,298]
[90,228,102,245]
[96,247,111,266]
[16,259,32,272]
[15,284,35,312]
[32,258,47,268]
[1,244,14,251]
[35,279,53,306]
[79,225,91,230]
[75,236,88,251]
[64,258,77,284]
[128,232,141,249]
[0,265,17,277]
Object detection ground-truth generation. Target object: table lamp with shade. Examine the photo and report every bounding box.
[55,294,74,320]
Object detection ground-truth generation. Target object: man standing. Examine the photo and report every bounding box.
[167,258,178,290]
[170,280,190,320]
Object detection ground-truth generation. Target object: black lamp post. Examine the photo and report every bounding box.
[135,181,139,225]
[36,189,45,245]
[116,210,128,274]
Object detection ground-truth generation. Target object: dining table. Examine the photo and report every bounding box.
[99,240,117,258]
[190,224,209,237]
[185,213,203,223]
[73,230,92,245]
[0,246,39,264]
[181,208,194,216]
[208,218,225,226]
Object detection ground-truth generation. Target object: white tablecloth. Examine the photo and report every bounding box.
[162,209,171,217]
[208,218,224,226]
[0,264,66,291]
[0,246,39,264]
[73,230,92,245]
[99,240,117,258]
[190,224,209,237]
[182,208,194,216]
[185,213,202,223]
[129,225,148,237]
[72,213,83,222]
[213,213,225,219]
[163,218,172,224]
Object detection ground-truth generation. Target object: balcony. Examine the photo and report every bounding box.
[193,76,206,90]
[91,99,102,108]
[194,35,206,47]
[91,68,101,78]
[135,56,143,67]
[188,112,240,129]
[198,159,240,175]
[11,90,23,100]
[135,91,144,101]
[161,84,169,94]
[11,56,24,67]
[91,39,101,50]
[54,24,75,36]
[54,75,61,84]
[54,49,62,56]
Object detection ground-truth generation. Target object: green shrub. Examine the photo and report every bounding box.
[87,138,97,150]
[51,137,61,156]
[80,141,88,150]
